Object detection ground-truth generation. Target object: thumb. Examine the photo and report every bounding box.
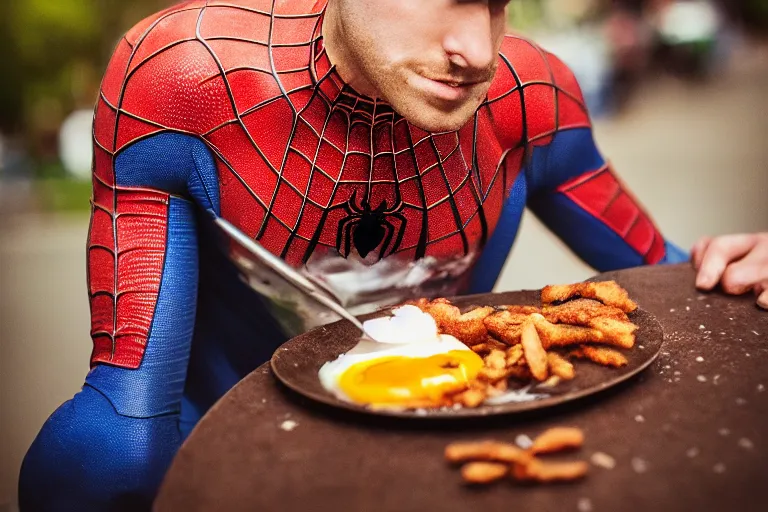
[758,285,768,311]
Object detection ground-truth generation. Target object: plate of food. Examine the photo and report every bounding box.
[270,280,664,418]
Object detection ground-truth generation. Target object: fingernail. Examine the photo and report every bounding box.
[696,274,713,289]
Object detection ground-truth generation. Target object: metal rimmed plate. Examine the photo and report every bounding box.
[270,290,664,418]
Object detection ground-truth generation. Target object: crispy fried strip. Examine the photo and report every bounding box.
[506,345,524,367]
[487,310,531,326]
[587,317,637,349]
[461,306,496,321]
[452,388,486,408]
[478,367,511,383]
[531,427,584,454]
[487,337,511,350]
[489,378,508,395]
[420,300,459,325]
[541,281,637,313]
[502,305,541,316]
[448,306,495,345]
[547,352,575,380]
[571,346,629,368]
[512,459,589,483]
[471,337,510,353]
[419,300,495,346]
[484,311,525,346]
[461,462,509,484]
[531,314,635,350]
[445,441,531,464]
[542,298,629,325]
[485,349,507,370]
[520,320,550,381]
[530,314,603,348]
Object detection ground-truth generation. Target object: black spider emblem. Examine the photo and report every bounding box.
[336,190,407,260]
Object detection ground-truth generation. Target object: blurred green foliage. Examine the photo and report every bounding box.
[0,0,169,148]
[35,176,94,212]
[749,0,768,18]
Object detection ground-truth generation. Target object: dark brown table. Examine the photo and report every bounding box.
[155,264,768,512]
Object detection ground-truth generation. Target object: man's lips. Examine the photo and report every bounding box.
[434,77,484,87]
[411,73,486,102]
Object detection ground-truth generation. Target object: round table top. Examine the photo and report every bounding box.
[156,264,768,512]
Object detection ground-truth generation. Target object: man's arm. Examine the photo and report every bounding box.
[519,48,686,271]
[19,8,221,509]
[525,126,687,271]
[18,136,219,512]
[525,52,765,307]
[468,40,685,293]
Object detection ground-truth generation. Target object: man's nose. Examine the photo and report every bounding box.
[442,5,496,71]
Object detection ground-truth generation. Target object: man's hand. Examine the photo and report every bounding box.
[692,233,768,310]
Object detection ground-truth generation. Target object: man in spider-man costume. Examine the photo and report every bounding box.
[19,0,768,510]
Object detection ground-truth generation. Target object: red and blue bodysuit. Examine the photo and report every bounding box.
[19,1,686,510]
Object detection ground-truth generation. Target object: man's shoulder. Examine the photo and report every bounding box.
[107,1,208,103]
[100,0,325,139]
[496,34,585,100]
[123,0,323,52]
[112,0,323,90]
[97,3,215,144]
[489,34,591,142]
[123,1,204,48]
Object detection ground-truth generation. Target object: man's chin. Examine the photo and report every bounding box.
[395,101,479,133]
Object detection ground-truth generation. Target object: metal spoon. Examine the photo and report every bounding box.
[213,215,372,337]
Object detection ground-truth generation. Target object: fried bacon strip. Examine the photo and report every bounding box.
[571,346,629,368]
[531,427,584,454]
[520,320,549,381]
[471,337,508,354]
[445,441,531,465]
[530,314,605,348]
[453,389,486,408]
[486,378,509,397]
[541,281,637,313]
[587,317,637,349]
[478,367,511,383]
[502,305,542,315]
[446,426,589,487]
[531,314,636,350]
[512,459,589,483]
[415,299,494,346]
[542,298,628,325]
[484,349,507,370]
[506,345,524,367]
[484,311,526,346]
[461,462,509,484]
[547,352,575,380]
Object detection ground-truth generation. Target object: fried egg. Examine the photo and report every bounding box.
[318,305,483,409]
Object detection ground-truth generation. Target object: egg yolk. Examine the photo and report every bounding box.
[337,350,484,407]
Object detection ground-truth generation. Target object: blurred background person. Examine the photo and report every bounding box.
[648,0,725,79]
[1,1,767,510]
